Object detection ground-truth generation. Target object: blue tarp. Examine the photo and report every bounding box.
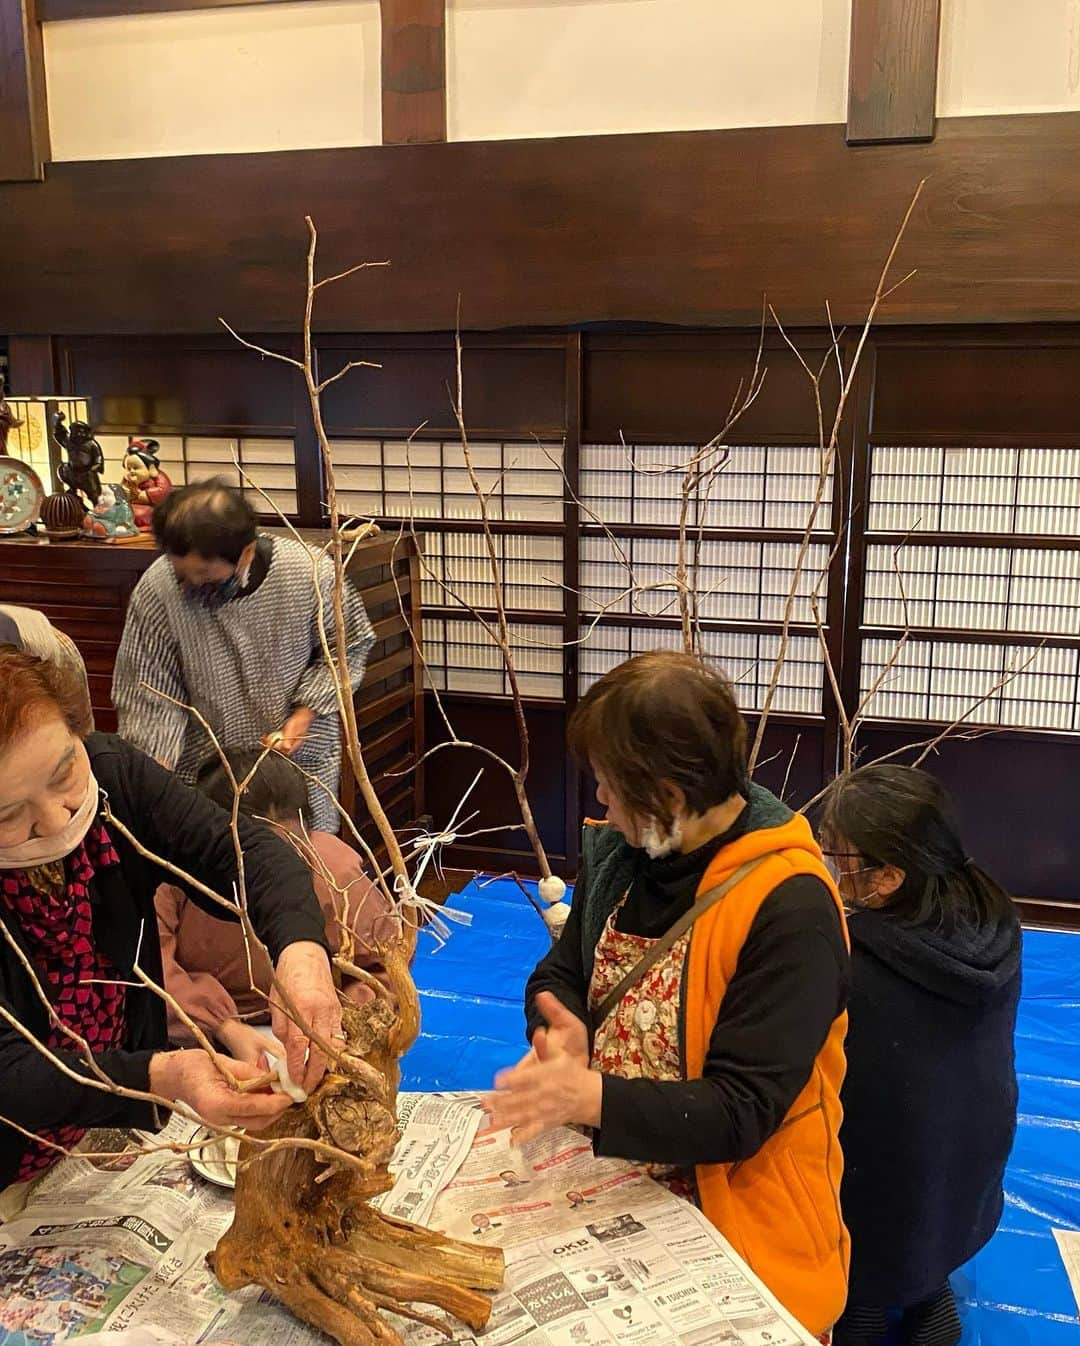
[404,880,1080,1342]
[401,877,551,1095]
[960,929,1080,1344]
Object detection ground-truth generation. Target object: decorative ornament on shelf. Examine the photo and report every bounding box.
[53,410,105,506]
[123,437,173,532]
[81,481,141,542]
[41,408,113,542]
[40,488,86,540]
[0,398,45,535]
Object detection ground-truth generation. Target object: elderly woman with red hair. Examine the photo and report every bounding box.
[0,616,342,1208]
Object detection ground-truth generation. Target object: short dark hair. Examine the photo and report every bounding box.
[152,479,256,564]
[195,747,309,823]
[819,763,1013,927]
[568,650,747,827]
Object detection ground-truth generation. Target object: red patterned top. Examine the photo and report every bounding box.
[587,899,697,1202]
[0,825,127,1182]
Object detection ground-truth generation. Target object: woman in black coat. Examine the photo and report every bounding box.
[0,638,343,1195]
[820,765,1021,1346]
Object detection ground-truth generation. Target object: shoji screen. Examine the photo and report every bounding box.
[850,335,1080,905]
[96,434,300,517]
[578,442,834,717]
[327,435,567,699]
[859,446,1080,732]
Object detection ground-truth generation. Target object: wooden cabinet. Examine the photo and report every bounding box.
[0,531,423,848]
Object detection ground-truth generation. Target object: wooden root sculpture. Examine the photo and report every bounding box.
[211,942,504,1344]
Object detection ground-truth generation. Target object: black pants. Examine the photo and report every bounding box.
[834,1282,961,1346]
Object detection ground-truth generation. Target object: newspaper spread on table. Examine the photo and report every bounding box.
[0,1094,817,1346]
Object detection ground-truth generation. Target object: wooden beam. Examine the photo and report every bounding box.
[0,0,50,181]
[4,114,1080,333]
[380,0,445,145]
[847,0,941,144]
[38,0,310,17]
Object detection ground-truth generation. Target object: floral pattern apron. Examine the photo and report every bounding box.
[587,899,696,1201]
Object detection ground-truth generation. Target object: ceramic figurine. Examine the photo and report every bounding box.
[122,438,173,531]
[82,481,140,541]
[53,411,105,506]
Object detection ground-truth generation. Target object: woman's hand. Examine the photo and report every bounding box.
[216,1018,284,1067]
[271,940,343,1093]
[149,1050,292,1131]
[483,996,603,1147]
[498,992,590,1085]
[531,991,589,1066]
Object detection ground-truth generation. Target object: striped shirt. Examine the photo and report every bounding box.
[112,535,373,832]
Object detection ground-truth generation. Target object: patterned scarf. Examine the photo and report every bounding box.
[0,825,127,1182]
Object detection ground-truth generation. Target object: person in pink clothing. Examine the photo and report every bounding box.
[155,748,395,1065]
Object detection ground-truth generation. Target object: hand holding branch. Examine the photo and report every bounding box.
[149,1049,292,1131]
[265,706,316,756]
[271,939,343,1093]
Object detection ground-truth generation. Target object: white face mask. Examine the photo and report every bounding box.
[639,815,685,860]
[0,769,101,870]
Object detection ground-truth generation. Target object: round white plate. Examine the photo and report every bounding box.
[190,1126,240,1189]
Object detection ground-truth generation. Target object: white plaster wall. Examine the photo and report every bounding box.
[938,0,1080,116]
[43,0,1080,165]
[44,1,382,162]
[447,0,851,142]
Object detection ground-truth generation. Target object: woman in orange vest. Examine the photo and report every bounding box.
[484,650,850,1340]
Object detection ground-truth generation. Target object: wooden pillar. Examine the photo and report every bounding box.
[380,0,446,145]
[847,0,941,144]
[0,0,50,180]
[7,336,58,394]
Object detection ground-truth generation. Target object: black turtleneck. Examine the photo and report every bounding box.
[615,829,734,938]
[526,811,848,1168]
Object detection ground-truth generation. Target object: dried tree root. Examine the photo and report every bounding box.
[212,942,503,1345]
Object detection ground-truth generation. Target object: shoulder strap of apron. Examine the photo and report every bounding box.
[588,854,775,1033]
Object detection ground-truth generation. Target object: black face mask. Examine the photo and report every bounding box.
[181,569,245,611]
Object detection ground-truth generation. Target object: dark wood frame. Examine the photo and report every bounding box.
[0,0,50,181]
[380,0,446,145]
[847,0,941,144]
[37,0,332,20]
[7,114,1080,332]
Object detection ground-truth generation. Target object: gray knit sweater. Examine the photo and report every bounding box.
[112,536,373,831]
